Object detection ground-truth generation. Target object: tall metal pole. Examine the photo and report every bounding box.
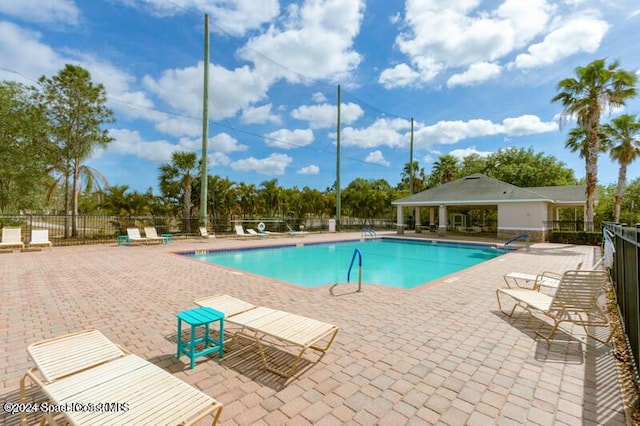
[336,85,341,231]
[409,117,414,194]
[199,14,210,226]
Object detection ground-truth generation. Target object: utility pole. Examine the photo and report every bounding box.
[336,85,341,231]
[199,14,210,227]
[410,117,414,195]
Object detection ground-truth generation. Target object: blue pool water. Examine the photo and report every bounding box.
[183,238,506,289]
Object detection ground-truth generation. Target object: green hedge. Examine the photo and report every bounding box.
[548,231,602,245]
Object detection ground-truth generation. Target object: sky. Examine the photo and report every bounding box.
[1,0,639,194]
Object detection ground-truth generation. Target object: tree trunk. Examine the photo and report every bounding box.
[614,164,627,223]
[584,123,600,231]
[72,159,80,237]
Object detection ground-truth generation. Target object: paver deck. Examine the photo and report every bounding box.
[0,232,625,425]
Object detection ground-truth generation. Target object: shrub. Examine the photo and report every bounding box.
[548,231,602,245]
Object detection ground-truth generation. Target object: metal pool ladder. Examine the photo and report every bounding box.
[361,226,376,239]
[347,248,363,292]
[504,233,530,251]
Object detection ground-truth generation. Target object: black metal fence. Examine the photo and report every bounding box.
[0,214,400,246]
[0,214,204,246]
[603,222,640,368]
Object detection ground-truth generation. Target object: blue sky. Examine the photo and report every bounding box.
[1,0,639,193]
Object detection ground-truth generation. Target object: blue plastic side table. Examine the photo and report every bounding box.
[117,235,129,246]
[161,233,173,243]
[176,307,224,369]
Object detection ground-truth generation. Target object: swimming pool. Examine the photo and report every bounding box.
[183,238,506,289]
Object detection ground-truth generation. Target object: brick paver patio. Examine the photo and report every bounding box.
[0,232,625,425]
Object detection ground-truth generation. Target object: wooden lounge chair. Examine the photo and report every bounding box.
[195,294,339,378]
[0,226,24,250]
[29,229,53,249]
[126,228,148,244]
[143,226,166,244]
[496,269,611,344]
[22,329,223,425]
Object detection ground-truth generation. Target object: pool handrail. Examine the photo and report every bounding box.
[347,248,363,292]
[361,226,376,239]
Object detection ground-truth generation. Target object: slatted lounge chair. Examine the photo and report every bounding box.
[0,226,24,250]
[29,229,53,249]
[496,269,611,344]
[504,261,585,291]
[20,329,130,424]
[143,226,166,244]
[234,225,257,238]
[199,226,214,239]
[195,294,339,378]
[22,329,223,425]
[126,227,148,244]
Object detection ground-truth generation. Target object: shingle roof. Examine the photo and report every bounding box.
[392,174,586,206]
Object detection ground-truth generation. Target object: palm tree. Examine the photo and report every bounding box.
[602,114,640,222]
[260,178,281,217]
[399,161,426,193]
[552,58,637,228]
[565,127,610,159]
[159,151,199,226]
[431,154,459,185]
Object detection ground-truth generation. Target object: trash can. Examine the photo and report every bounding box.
[328,219,336,233]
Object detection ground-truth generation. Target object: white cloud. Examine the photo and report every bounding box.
[143,62,273,121]
[240,103,282,125]
[364,150,390,166]
[448,146,493,159]
[340,117,412,148]
[447,62,502,87]
[115,0,279,37]
[291,102,364,129]
[297,165,320,175]
[238,0,364,83]
[0,0,80,25]
[231,153,293,175]
[502,115,558,135]
[378,63,422,89]
[106,128,180,163]
[384,0,553,85]
[312,92,327,103]
[412,115,557,148]
[513,15,609,69]
[265,128,314,149]
[210,133,248,153]
[0,22,64,81]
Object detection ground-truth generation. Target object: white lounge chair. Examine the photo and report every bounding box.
[126,228,148,244]
[143,226,166,244]
[195,294,339,378]
[22,329,223,425]
[199,226,215,240]
[503,261,585,291]
[234,225,257,238]
[0,226,24,250]
[497,269,611,344]
[29,229,52,249]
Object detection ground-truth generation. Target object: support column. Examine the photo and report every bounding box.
[438,204,447,236]
[415,208,421,233]
[396,205,404,235]
[430,207,435,231]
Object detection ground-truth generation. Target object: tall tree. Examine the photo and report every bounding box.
[158,151,199,225]
[552,58,637,228]
[0,81,51,213]
[399,161,427,192]
[483,147,576,187]
[602,114,640,222]
[38,65,114,236]
[430,154,459,186]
